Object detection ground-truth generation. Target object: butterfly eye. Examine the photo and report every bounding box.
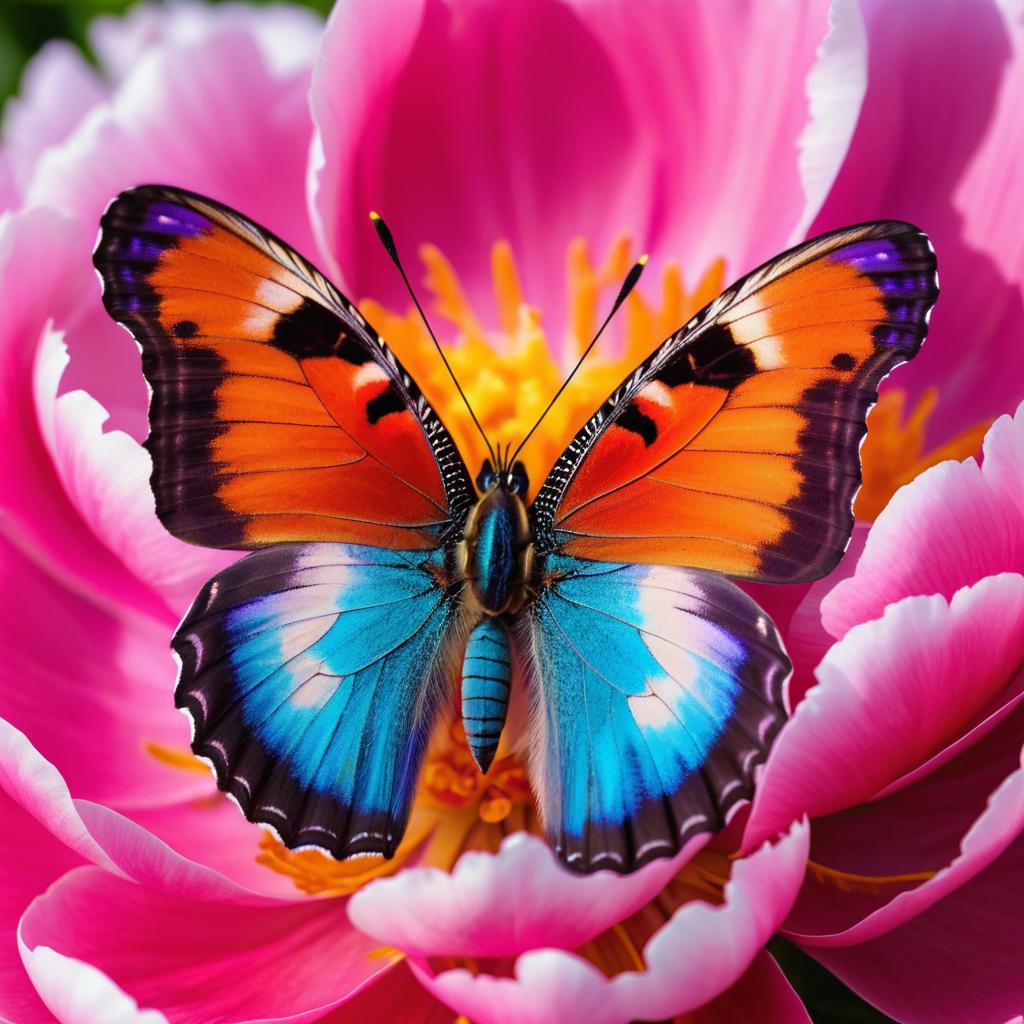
[475,459,496,492]
[510,461,530,496]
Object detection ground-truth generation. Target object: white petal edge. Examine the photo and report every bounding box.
[348,830,706,959]
[408,820,809,1024]
[792,0,868,240]
[18,935,167,1024]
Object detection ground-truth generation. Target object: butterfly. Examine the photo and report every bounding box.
[93,185,937,874]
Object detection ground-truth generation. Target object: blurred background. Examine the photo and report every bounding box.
[0,0,331,101]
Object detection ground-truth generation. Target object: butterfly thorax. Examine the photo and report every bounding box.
[456,469,534,617]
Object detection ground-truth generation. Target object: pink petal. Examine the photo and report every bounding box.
[19,867,387,1024]
[18,943,167,1024]
[88,1,322,80]
[42,369,234,617]
[0,40,106,207]
[785,724,1024,945]
[0,716,295,907]
[0,539,211,809]
[570,0,863,294]
[746,575,1024,849]
[411,822,809,1024]
[690,952,811,1024]
[822,405,1024,638]
[0,723,105,1024]
[813,0,1024,437]
[0,210,167,623]
[27,24,317,437]
[319,961,456,1024]
[807,829,1024,1024]
[348,830,707,958]
[121,799,306,902]
[311,0,860,350]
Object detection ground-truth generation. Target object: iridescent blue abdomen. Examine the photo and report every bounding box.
[461,619,512,773]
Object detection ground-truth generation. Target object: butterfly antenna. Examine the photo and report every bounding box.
[508,254,648,468]
[370,211,498,467]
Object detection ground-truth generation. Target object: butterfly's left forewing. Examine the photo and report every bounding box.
[94,185,476,551]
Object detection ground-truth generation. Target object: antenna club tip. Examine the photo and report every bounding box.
[369,210,381,222]
[638,254,649,266]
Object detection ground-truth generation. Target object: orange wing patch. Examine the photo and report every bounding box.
[95,186,475,550]
[532,223,938,583]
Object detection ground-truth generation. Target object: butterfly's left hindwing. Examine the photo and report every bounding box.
[174,543,455,857]
[94,185,476,551]
[525,555,790,873]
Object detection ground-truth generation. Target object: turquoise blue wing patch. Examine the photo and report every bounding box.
[526,554,791,873]
[173,543,455,859]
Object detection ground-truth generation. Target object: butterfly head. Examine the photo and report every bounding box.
[475,458,529,497]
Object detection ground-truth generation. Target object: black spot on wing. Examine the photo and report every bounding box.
[686,323,758,386]
[270,297,345,358]
[366,382,407,424]
[616,401,658,446]
[173,319,198,338]
[654,322,756,389]
[336,334,372,364]
[831,352,855,370]
[654,352,696,387]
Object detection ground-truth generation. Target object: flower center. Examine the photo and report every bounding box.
[856,389,990,520]
[360,234,725,495]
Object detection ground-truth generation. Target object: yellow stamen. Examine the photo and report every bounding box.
[857,388,990,520]
[142,740,212,774]
[420,244,485,341]
[807,858,938,894]
[373,235,719,494]
[257,721,537,895]
[491,240,525,336]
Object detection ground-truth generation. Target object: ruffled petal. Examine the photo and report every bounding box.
[783,707,1024,940]
[746,575,1024,848]
[88,0,322,80]
[807,829,1024,1024]
[0,40,106,207]
[0,210,169,621]
[41,370,234,617]
[18,867,386,1024]
[312,0,860,352]
[410,822,808,1024]
[18,943,167,1024]
[822,405,1024,638]
[26,23,317,436]
[348,830,706,958]
[813,0,1024,436]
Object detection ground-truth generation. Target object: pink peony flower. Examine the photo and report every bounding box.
[2,0,1023,1022]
